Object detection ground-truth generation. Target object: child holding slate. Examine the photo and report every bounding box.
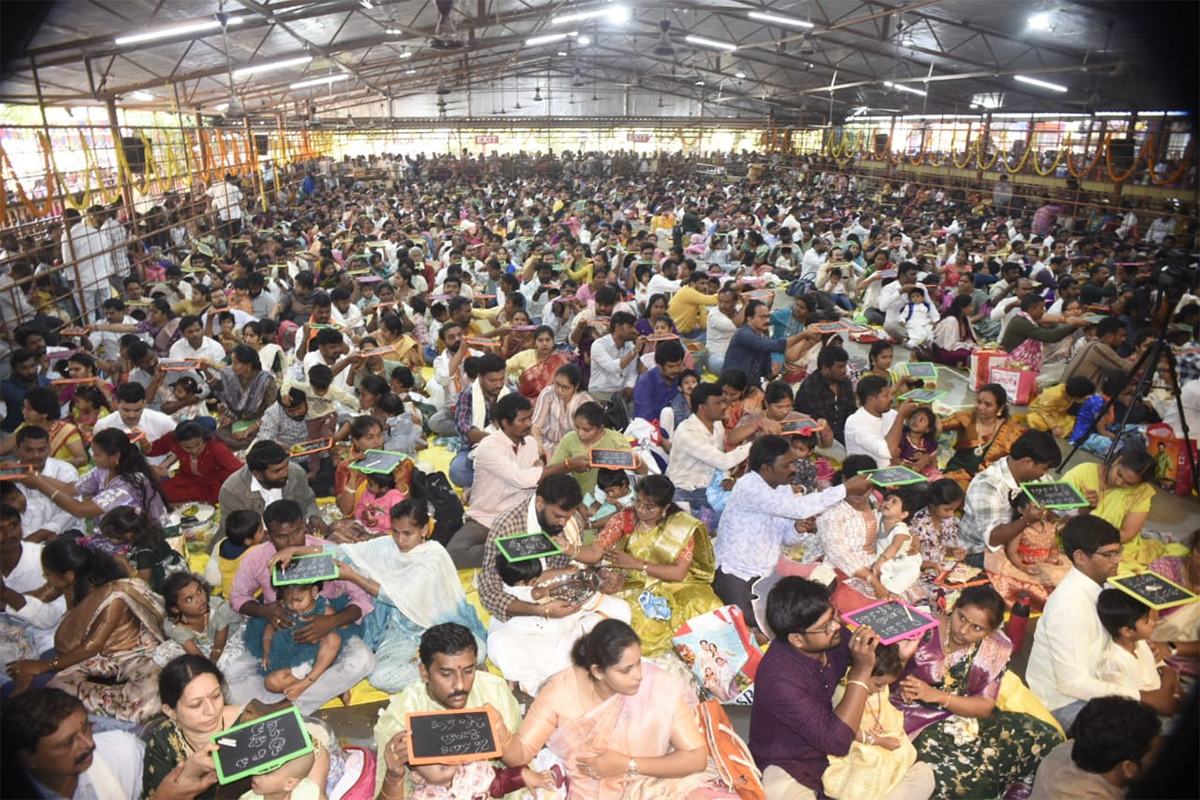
[873,490,923,601]
[245,581,347,703]
[406,758,559,799]
[354,470,406,535]
[983,492,1069,611]
[238,749,319,800]
[1096,589,1185,717]
[898,407,943,481]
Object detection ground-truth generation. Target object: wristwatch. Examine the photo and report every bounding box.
[628,756,639,776]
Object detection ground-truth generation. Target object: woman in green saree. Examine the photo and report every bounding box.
[572,474,722,655]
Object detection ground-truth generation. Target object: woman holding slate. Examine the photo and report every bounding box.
[891,586,1062,799]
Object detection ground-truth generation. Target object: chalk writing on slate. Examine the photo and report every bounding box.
[212,706,313,784]
[905,362,939,379]
[864,466,928,486]
[1108,572,1199,610]
[496,532,563,563]
[272,553,338,586]
[406,708,502,765]
[899,389,947,404]
[842,600,939,646]
[1021,481,1090,509]
[781,419,819,436]
[350,449,408,475]
[589,448,637,469]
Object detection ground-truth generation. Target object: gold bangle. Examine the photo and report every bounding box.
[846,679,870,693]
[50,489,61,502]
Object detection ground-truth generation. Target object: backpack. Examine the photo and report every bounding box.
[695,699,765,800]
[411,468,465,546]
[603,393,632,433]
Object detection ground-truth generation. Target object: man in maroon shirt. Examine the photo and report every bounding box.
[749,577,935,799]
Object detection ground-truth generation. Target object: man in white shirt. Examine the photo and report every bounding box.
[62,206,114,320]
[13,427,82,537]
[301,327,359,393]
[843,376,911,467]
[168,315,226,366]
[714,435,869,627]
[665,382,752,529]
[93,382,176,461]
[206,175,244,239]
[705,288,742,376]
[0,505,68,679]
[880,264,937,342]
[588,311,640,403]
[799,238,828,283]
[646,260,682,297]
[1026,516,1132,729]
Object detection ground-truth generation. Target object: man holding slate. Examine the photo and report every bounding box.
[374,623,523,797]
[843,376,919,468]
[218,441,325,540]
[226,499,374,713]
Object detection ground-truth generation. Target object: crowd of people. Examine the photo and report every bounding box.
[0,148,1196,800]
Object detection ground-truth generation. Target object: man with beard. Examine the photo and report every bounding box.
[750,577,935,800]
[373,623,523,797]
[216,440,324,539]
[1,688,151,800]
[445,394,589,568]
[476,474,591,625]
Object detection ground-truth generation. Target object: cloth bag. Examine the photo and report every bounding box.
[968,348,1007,391]
[989,364,1037,405]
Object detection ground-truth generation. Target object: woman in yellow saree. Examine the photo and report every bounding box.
[575,475,722,656]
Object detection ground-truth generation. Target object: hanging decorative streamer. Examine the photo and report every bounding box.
[0,133,57,218]
[1148,141,1193,185]
[1105,133,1151,183]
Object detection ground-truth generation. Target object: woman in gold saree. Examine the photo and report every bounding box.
[497,620,735,800]
[5,535,165,723]
[574,475,722,656]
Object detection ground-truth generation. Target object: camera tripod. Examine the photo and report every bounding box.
[1059,314,1199,494]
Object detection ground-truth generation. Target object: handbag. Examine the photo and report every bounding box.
[695,700,765,800]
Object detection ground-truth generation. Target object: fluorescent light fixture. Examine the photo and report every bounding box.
[399,50,413,58]
[695,78,705,86]
[215,102,229,112]
[1027,13,1052,31]
[1014,74,1068,92]
[406,69,416,74]
[526,31,574,46]
[558,50,568,56]
[115,16,243,46]
[685,35,737,51]
[552,6,629,25]
[232,55,313,77]
[130,90,155,101]
[734,72,746,79]
[290,74,351,89]
[748,11,813,29]
[883,80,927,97]
[576,35,591,45]
[385,28,404,35]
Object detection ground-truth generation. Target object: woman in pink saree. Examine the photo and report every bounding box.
[499,620,735,800]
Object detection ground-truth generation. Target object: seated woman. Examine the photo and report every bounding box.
[20,428,169,525]
[142,654,332,800]
[531,363,594,459]
[1148,532,1200,660]
[240,319,285,378]
[816,456,888,606]
[374,310,425,373]
[551,402,647,499]
[571,475,722,656]
[281,500,486,694]
[507,325,572,400]
[635,293,674,337]
[207,344,278,451]
[0,386,89,469]
[931,295,978,368]
[941,384,1028,490]
[496,620,735,798]
[5,535,166,723]
[56,352,117,428]
[738,380,836,451]
[892,585,1062,800]
[146,420,243,505]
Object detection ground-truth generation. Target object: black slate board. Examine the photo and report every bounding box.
[406,708,502,765]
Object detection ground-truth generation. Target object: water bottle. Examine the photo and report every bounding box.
[1007,592,1031,652]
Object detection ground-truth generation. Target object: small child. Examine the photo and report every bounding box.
[823,644,919,800]
[167,376,207,424]
[213,311,238,352]
[407,759,559,800]
[898,407,943,481]
[153,572,242,669]
[238,749,319,800]
[1097,589,1184,717]
[70,384,108,446]
[245,580,344,703]
[789,432,832,493]
[355,470,407,535]
[206,509,266,599]
[821,267,855,311]
[583,468,634,529]
[873,489,922,599]
[902,287,936,349]
[96,506,187,592]
[983,493,1069,611]
[1027,376,1095,438]
[377,393,426,455]
[1069,370,1128,455]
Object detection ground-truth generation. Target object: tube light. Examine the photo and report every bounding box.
[115,16,244,46]
[526,31,574,47]
[130,91,155,101]
[748,11,814,29]
[1027,13,1052,31]
[1014,74,1068,93]
[884,81,927,97]
[290,74,351,90]
[215,103,229,112]
[685,35,737,51]
[735,72,746,79]
[552,6,629,25]
[232,55,313,77]
[399,50,413,58]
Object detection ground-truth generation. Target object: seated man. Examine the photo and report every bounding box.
[445,394,588,569]
[225,499,374,713]
[217,440,324,539]
[1,687,147,800]
[373,623,523,797]
[664,382,752,529]
[0,504,67,688]
[749,576,934,800]
[92,382,176,457]
[1026,516,1132,729]
[715,436,870,629]
[960,430,1061,567]
[449,353,510,489]
[1029,696,1161,800]
[631,338,685,423]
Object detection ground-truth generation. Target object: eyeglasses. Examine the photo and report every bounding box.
[802,616,840,636]
[1092,548,1123,561]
